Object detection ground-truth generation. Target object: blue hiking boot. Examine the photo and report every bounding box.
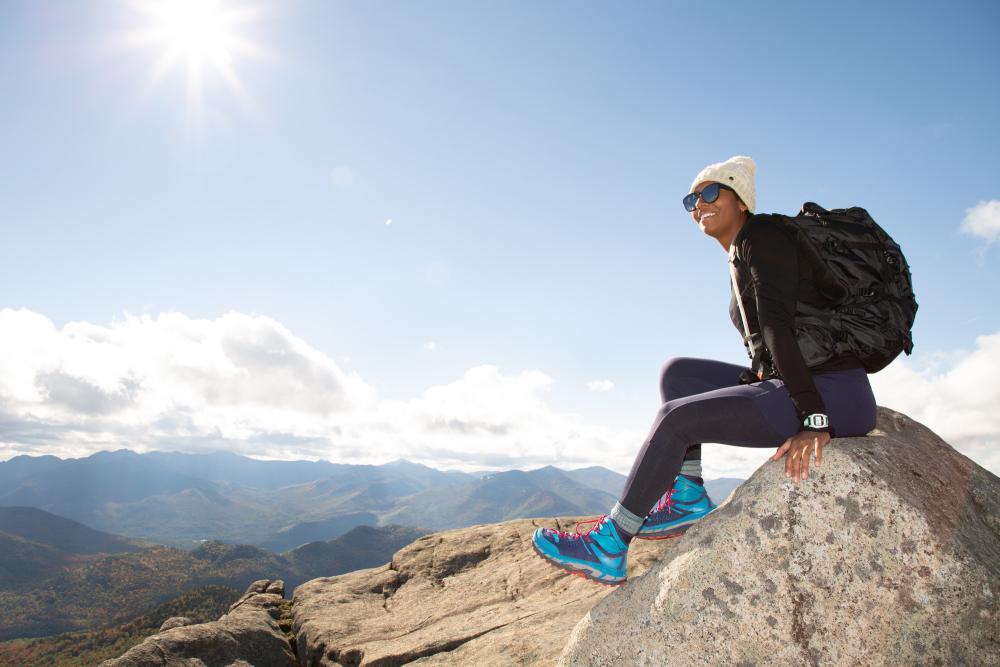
[635,474,717,540]
[532,515,628,585]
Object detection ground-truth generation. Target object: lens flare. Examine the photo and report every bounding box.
[118,0,269,122]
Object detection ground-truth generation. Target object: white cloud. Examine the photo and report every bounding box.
[0,309,640,472]
[0,309,377,459]
[587,380,614,393]
[869,332,1000,475]
[3,309,994,481]
[960,200,1000,244]
[423,341,436,352]
[367,365,641,470]
[705,447,775,481]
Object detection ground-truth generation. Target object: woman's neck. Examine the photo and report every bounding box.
[718,213,750,251]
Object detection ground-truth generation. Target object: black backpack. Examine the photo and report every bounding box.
[781,202,917,373]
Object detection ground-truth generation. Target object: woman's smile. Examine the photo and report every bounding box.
[689,180,747,249]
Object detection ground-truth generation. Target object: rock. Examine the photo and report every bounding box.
[292,518,680,666]
[229,579,286,613]
[246,579,271,593]
[158,617,194,632]
[559,407,1000,666]
[102,579,296,667]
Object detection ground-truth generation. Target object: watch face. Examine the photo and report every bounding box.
[805,414,829,429]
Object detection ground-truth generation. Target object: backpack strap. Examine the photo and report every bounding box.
[728,243,756,360]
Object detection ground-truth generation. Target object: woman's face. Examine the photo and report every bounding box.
[690,180,748,244]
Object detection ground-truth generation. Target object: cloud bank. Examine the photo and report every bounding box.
[0,309,996,479]
[869,332,1000,475]
[0,309,639,471]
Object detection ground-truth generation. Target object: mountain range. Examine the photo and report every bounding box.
[0,450,743,647]
[0,505,427,641]
[0,450,744,547]
[0,584,243,667]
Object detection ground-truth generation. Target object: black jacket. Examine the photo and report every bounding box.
[728,214,862,421]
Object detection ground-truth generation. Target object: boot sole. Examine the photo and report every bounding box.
[635,505,718,540]
[531,540,625,587]
[632,527,689,541]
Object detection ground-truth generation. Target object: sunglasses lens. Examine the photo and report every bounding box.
[683,183,723,212]
[702,183,721,204]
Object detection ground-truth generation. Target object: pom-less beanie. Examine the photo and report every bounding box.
[689,155,757,213]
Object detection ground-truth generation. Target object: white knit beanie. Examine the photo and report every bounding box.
[689,155,757,213]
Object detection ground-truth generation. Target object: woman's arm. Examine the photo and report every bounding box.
[741,219,829,425]
[742,219,831,483]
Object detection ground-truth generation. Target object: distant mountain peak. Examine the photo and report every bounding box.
[90,449,141,459]
[383,458,422,468]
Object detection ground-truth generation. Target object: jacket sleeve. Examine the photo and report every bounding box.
[741,221,829,427]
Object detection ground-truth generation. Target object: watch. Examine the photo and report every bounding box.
[802,413,829,430]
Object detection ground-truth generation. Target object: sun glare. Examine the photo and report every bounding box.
[121,0,268,120]
[155,1,235,66]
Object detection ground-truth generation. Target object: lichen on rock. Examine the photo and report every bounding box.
[558,407,1000,666]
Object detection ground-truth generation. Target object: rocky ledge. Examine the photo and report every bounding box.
[101,579,297,666]
[291,518,678,666]
[560,407,1000,666]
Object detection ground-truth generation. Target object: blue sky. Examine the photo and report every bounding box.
[1,0,998,478]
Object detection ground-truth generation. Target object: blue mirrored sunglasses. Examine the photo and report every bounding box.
[683,182,736,212]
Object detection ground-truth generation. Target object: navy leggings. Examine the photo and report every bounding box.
[619,357,877,517]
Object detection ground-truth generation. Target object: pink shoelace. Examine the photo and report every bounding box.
[545,486,678,539]
[546,487,677,539]
[546,515,609,539]
[652,487,676,514]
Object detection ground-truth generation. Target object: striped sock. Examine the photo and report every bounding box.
[609,502,643,543]
[680,457,702,479]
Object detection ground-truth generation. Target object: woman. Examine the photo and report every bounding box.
[532,155,878,585]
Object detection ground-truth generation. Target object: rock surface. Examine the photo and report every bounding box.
[158,616,194,632]
[560,407,1000,666]
[102,579,297,667]
[292,518,680,666]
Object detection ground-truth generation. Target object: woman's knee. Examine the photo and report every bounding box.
[660,357,695,401]
[648,399,714,458]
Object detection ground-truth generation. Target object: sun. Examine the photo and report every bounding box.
[153,0,238,66]
[120,0,268,119]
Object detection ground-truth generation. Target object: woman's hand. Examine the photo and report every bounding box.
[771,430,831,482]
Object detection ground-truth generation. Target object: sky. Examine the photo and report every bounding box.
[1,0,999,480]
